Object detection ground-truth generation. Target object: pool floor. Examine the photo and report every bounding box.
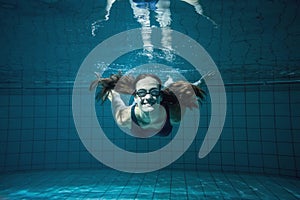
[0,169,299,199]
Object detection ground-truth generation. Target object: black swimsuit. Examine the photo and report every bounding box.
[131,103,173,136]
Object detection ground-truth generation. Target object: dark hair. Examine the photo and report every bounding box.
[133,74,162,90]
[133,74,162,85]
[90,72,205,108]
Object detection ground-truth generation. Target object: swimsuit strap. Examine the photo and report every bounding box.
[131,104,139,126]
[131,103,173,136]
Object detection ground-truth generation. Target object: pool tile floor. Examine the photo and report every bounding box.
[0,169,299,199]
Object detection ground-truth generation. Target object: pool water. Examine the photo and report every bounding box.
[1,0,300,199]
[1,169,299,199]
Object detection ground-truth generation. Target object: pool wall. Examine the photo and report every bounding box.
[1,83,299,177]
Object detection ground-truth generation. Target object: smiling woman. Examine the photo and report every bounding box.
[90,72,206,138]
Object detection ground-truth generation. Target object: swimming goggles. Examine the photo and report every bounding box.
[135,88,161,97]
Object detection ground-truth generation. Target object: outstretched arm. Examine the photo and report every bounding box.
[108,90,132,129]
[90,72,132,128]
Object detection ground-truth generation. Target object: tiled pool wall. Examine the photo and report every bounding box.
[0,83,299,177]
[0,0,299,178]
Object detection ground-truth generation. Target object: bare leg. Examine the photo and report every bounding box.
[129,0,153,58]
[155,0,174,61]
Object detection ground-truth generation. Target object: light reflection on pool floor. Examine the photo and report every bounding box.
[0,169,299,199]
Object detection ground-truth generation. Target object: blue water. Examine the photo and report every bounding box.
[0,0,299,199]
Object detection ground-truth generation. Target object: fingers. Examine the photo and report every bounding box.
[94,72,101,79]
[202,70,215,80]
[89,79,100,91]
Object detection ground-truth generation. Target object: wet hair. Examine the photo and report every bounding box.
[133,74,162,89]
[90,72,205,109]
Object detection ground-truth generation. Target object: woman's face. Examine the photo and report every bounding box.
[134,77,161,113]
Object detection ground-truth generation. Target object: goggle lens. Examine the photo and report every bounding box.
[136,88,160,97]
